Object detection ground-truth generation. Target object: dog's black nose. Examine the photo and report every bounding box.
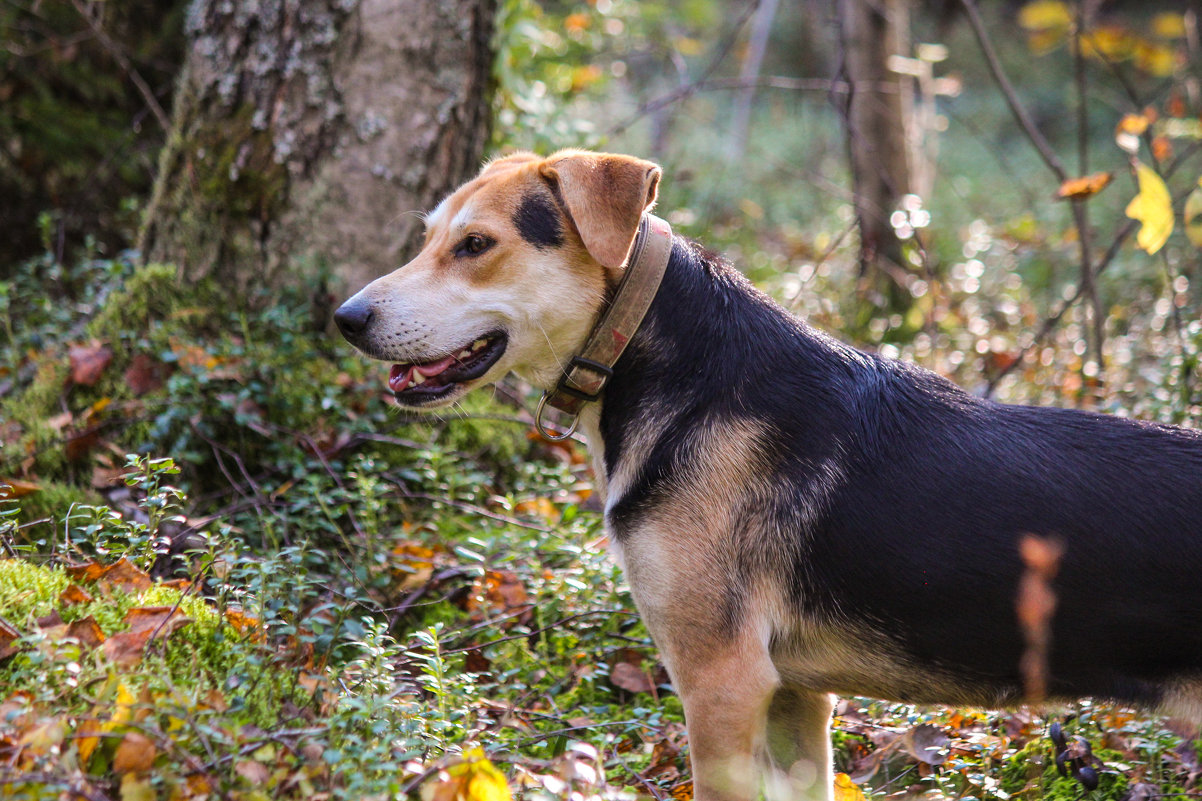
[334,299,374,337]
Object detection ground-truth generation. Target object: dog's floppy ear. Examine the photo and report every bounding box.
[540,152,662,273]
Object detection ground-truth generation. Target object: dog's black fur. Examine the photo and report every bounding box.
[602,236,1202,707]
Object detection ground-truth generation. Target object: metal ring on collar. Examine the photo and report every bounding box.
[535,392,579,441]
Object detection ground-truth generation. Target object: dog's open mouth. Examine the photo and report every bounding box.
[388,331,508,402]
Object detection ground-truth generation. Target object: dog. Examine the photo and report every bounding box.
[335,150,1202,801]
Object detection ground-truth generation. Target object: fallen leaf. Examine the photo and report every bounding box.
[1125,161,1174,254]
[0,615,21,660]
[0,479,40,499]
[1056,172,1112,201]
[609,661,655,695]
[76,718,102,765]
[124,354,170,396]
[421,748,511,801]
[67,558,154,595]
[64,616,106,649]
[60,584,95,606]
[465,570,530,622]
[833,773,867,801]
[103,609,192,668]
[69,342,113,387]
[125,606,190,635]
[901,723,950,766]
[235,759,271,785]
[119,773,156,801]
[668,780,693,800]
[113,731,157,774]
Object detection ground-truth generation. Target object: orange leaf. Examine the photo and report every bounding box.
[113,731,157,774]
[66,558,154,595]
[63,616,106,649]
[0,479,40,499]
[59,584,95,606]
[1056,171,1113,200]
[68,342,113,386]
[668,780,694,800]
[0,615,21,660]
[1151,136,1173,162]
[76,718,102,765]
[103,609,192,667]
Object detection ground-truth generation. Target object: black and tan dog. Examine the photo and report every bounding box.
[335,151,1202,801]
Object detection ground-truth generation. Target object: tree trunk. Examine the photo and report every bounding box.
[140,0,496,296]
[837,0,912,287]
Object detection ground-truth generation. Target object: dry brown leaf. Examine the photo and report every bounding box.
[103,609,192,668]
[64,616,106,649]
[0,615,21,660]
[901,723,950,766]
[60,584,95,606]
[124,353,171,396]
[67,558,154,595]
[0,479,40,499]
[609,661,655,695]
[69,342,113,387]
[100,559,154,594]
[124,606,189,634]
[235,759,271,785]
[113,731,157,774]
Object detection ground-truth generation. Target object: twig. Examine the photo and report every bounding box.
[959,0,1067,182]
[391,487,553,532]
[608,0,763,138]
[68,0,170,131]
[441,608,638,655]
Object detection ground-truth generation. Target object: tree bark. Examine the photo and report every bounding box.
[140,0,496,295]
[837,0,912,284]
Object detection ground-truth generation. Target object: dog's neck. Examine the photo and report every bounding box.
[584,238,864,525]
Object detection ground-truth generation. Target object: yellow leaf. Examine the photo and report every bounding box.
[834,772,867,801]
[120,774,156,801]
[1151,13,1187,39]
[1125,162,1174,254]
[1184,179,1202,248]
[421,748,511,801]
[1134,40,1178,77]
[1018,0,1071,31]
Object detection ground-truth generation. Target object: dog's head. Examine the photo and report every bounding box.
[334,150,661,408]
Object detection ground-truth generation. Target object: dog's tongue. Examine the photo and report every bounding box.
[388,354,458,392]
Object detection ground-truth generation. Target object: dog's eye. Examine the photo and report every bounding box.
[455,234,493,257]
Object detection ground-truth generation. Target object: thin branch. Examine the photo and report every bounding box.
[608,0,763,138]
[959,0,1067,182]
[68,0,170,131]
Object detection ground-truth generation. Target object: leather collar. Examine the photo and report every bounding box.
[536,213,673,440]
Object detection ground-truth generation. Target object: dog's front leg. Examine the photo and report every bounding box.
[662,632,780,801]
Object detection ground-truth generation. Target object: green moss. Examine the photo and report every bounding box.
[0,557,309,730]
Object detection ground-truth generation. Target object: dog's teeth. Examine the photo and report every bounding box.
[472,339,486,350]
[459,349,472,359]
[411,373,426,386]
